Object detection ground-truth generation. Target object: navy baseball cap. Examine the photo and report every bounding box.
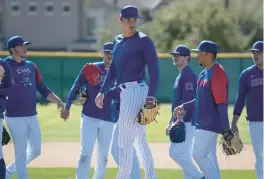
[102,42,114,52]
[120,5,140,19]
[169,45,190,56]
[250,41,263,52]
[192,40,218,56]
[7,36,31,50]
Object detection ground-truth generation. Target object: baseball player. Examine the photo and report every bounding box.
[110,90,141,179]
[166,45,204,179]
[95,5,159,179]
[231,41,263,179]
[4,36,65,179]
[61,42,118,179]
[0,58,12,179]
[174,40,230,179]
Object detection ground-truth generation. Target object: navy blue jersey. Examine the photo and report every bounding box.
[4,56,52,117]
[233,65,263,121]
[100,31,159,97]
[172,66,196,123]
[66,62,119,122]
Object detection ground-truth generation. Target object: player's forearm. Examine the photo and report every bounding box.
[233,94,246,116]
[231,115,240,125]
[47,92,62,104]
[148,62,159,97]
[36,81,52,97]
[65,83,82,110]
[217,104,230,130]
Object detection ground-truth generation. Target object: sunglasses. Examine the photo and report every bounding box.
[103,51,112,55]
[171,53,181,57]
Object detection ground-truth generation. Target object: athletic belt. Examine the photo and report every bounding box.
[119,80,144,90]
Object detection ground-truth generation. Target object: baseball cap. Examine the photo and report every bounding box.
[102,42,114,52]
[249,41,263,52]
[169,45,190,56]
[192,40,218,56]
[7,36,31,50]
[120,5,140,19]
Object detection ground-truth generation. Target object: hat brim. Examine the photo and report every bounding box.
[120,16,140,19]
[249,48,260,52]
[23,41,31,45]
[169,52,180,55]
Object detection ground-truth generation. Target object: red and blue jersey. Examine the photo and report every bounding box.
[172,66,196,123]
[233,65,263,121]
[184,63,230,134]
[4,56,52,117]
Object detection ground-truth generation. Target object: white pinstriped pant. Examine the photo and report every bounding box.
[76,114,114,179]
[117,82,157,179]
[0,118,3,160]
[192,129,220,179]
[169,123,203,179]
[111,123,141,179]
[248,121,263,179]
[5,115,41,179]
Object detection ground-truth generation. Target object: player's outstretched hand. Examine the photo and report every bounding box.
[95,93,104,109]
[173,105,185,118]
[61,109,70,121]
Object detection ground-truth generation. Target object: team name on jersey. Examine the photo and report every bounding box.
[251,78,263,87]
[17,68,31,75]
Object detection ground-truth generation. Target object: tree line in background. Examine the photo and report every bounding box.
[95,0,263,53]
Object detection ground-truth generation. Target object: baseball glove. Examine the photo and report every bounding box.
[82,63,101,86]
[136,98,159,125]
[2,126,11,146]
[72,88,88,105]
[221,130,243,155]
[0,65,5,82]
[169,120,186,143]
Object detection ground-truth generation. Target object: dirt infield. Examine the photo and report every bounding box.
[3,142,255,170]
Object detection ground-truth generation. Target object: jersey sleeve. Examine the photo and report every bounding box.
[211,66,228,104]
[141,37,159,97]
[65,71,86,110]
[233,72,247,116]
[33,63,52,97]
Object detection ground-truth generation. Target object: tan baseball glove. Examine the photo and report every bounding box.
[136,97,159,125]
[221,130,244,155]
[72,88,88,105]
[0,65,5,82]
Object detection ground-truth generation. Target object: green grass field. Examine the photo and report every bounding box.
[4,103,250,143]
[12,168,255,179]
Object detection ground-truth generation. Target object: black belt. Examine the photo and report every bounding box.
[119,80,144,90]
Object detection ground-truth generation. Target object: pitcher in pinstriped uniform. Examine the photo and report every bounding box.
[174,41,231,179]
[231,41,263,179]
[4,36,64,179]
[62,42,119,179]
[110,86,141,179]
[166,45,204,179]
[95,5,159,179]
